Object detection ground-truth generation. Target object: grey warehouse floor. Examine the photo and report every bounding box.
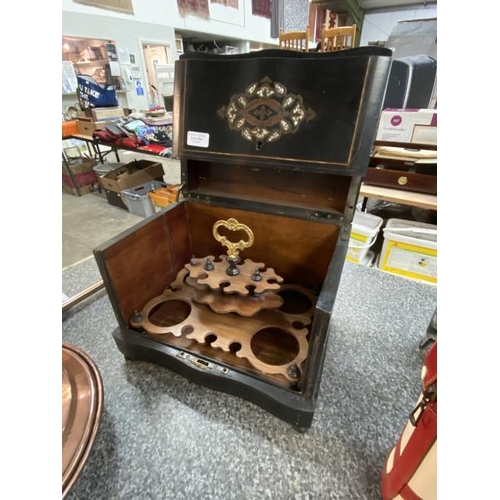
[62,188,143,270]
[62,150,181,271]
[62,256,437,500]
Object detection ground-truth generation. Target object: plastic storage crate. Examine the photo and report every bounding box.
[378,218,437,284]
[121,180,166,218]
[346,211,383,264]
[104,189,127,210]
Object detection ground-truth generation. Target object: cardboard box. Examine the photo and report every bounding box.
[376,109,437,143]
[76,117,118,136]
[62,157,96,179]
[78,109,93,119]
[91,107,125,121]
[411,124,437,145]
[98,159,165,193]
[62,157,97,196]
[63,183,96,196]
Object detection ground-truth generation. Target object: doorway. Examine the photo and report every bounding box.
[142,43,173,107]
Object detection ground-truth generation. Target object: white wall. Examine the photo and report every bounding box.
[360,4,437,46]
[62,2,438,114]
[62,0,277,45]
[62,1,277,113]
[63,10,180,112]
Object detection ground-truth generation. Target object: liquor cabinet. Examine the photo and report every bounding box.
[94,47,392,431]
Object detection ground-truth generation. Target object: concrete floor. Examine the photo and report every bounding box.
[62,189,143,269]
[62,255,438,500]
[62,151,181,270]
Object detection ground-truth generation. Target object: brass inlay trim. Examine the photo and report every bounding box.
[217,76,317,147]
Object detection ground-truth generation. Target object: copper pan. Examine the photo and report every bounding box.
[62,343,104,498]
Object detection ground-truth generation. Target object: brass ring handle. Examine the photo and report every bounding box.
[213,218,254,260]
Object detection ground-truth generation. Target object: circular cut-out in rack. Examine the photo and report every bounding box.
[149,299,192,328]
[250,327,300,365]
[130,294,192,336]
[277,284,317,317]
[236,325,308,380]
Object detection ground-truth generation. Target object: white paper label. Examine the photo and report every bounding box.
[187,131,210,148]
[387,247,437,278]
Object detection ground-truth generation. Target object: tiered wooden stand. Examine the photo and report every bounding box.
[129,218,317,382]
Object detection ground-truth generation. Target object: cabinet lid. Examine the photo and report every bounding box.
[174,47,392,173]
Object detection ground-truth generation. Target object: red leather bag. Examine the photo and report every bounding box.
[381,342,437,500]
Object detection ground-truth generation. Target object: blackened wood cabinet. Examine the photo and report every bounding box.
[94,47,392,431]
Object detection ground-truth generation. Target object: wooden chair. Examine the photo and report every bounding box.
[279,28,309,52]
[320,24,357,52]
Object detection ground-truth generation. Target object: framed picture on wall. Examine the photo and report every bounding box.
[73,0,134,14]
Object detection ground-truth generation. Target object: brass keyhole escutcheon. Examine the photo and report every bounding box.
[398,176,408,186]
[213,218,254,260]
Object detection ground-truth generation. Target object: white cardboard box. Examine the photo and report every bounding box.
[376,108,437,143]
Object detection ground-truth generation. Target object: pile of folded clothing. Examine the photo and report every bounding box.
[92,110,173,157]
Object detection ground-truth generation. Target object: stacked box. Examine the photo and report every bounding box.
[98,159,164,193]
[62,121,78,137]
[62,158,97,196]
[76,117,120,135]
[91,107,124,121]
[346,211,383,264]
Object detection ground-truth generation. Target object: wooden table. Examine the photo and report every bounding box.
[63,133,109,163]
[359,183,437,211]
